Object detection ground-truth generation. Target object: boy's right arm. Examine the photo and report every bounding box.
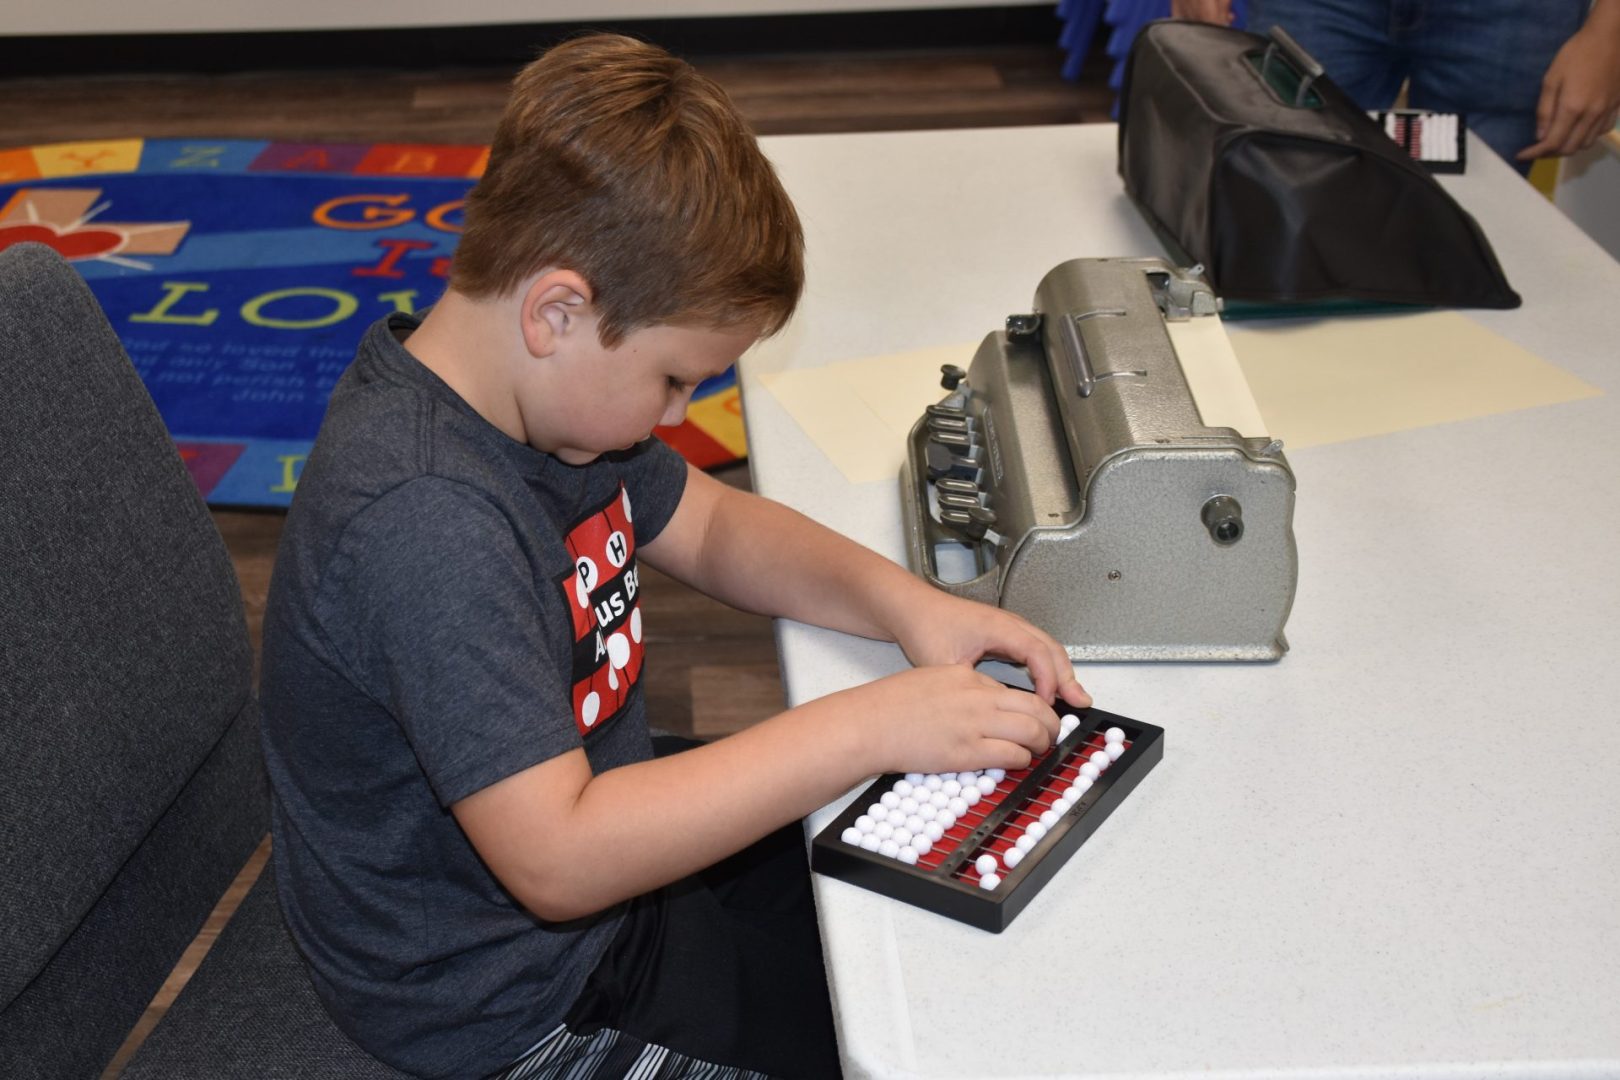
[452,664,1056,923]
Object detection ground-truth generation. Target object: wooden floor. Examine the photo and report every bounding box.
[1,32,1110,1077]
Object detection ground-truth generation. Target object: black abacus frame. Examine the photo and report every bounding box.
[811,706,1164,932]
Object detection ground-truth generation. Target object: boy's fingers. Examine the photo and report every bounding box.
[1059,674,1093,710]
[1023,637,1088,712]
[992,691,1058,749]
[1006,622,1073,707]
[978,739,1034,772]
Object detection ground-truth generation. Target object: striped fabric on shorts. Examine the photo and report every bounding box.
[492,1024,775,1080]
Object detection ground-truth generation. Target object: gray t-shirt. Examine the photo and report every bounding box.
[260,311,689,1079]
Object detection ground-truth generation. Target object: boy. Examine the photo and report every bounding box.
[260,33,1091,1080]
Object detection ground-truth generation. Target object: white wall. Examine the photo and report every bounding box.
[1555,132,1620,266]
[10,1,1038,36]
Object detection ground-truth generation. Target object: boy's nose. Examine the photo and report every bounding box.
[660,394,692,428]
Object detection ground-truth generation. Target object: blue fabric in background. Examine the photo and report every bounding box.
[1056,0,1249,115]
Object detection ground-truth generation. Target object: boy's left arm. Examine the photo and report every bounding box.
[641,465,1090,708]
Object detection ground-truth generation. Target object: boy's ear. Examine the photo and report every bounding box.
[519,269,594,358]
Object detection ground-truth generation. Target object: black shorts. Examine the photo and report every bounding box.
[493,737,843,1080]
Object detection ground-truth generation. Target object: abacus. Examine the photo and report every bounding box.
[1372,109,1467,173]
[811,705,1162,932]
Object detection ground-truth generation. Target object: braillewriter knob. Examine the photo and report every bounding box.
[1005,313,1042,338]
[939,364,967,391]
[1201,495,1244,545]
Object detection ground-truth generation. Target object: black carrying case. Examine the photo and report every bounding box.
[1117,20,1521,310]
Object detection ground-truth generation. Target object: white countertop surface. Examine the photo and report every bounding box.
[740,124,1620,1079]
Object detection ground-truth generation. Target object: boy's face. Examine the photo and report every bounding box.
[526,318,758,466]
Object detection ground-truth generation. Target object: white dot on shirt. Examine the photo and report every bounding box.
[604,530,629,570]
[607,632,631,670]
[581,692,600,728]
[575,556,599,600]
[621,489,634,523]
[630,606,643,644]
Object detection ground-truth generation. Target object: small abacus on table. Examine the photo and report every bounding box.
[812,704,1163,932]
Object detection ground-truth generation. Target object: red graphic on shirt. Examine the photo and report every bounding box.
[559,484,646,739]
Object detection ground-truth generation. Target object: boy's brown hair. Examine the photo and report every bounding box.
[453,33,804,347]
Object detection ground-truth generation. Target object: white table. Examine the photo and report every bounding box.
[741,124,1620,1079]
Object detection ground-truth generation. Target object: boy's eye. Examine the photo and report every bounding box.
[666,376,689,393]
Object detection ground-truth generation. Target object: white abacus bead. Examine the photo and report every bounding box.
[912,834,934,854]
[1080,762,1101,781]
[1106,742,1125,761]
[936,810,957,830]
[875,822,894,840]
[1015,833,1036,852]
[880,791,900,809]
[893,828,914,848]
[930,792,950,809]
[924,775,944,792]
[855,815,877,834]
[986,768,1006,782]
[1104,727,1125,745]
[1071,776,1094,797]
[899,797,920,815]
[868,803,887,820]
[841,827,862,845]
[1003,846,1025,868]
[948,797,969,817]
[887,808,908,826]
[1039,809,1060,828]
[979,872,1002,891]
[1026,822,1048,841]
[898,846,919,865]
[957,770,979,783]
[1059,714,1080,739]
[860,833,882,852]
[917,803,938,822]
[974,853,999,876]
[976,776,998,795]
[941,779,962,797]
[905,815,927,835]
[905,772,925,785]
[923,821,945,841]
[939,772,958,782]
[894,780,914,798]
[879,839,901,858]
[1052,797,1073,815]
[1090,750,1110,771]
[961,787,981,807]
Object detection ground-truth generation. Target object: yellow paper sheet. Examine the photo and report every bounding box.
[1228,310,1602,450]
[758,343,976,484]
[758,311,1602,484]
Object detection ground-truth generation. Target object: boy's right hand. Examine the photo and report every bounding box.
[833,665,1062,776]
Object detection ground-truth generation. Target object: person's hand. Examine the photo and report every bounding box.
[833,665,1060,775]
[1171,0,1234,25]
[1518,20,1620,160]
[890,589,1092,711]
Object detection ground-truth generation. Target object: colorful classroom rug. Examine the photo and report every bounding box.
[0,139,748,508]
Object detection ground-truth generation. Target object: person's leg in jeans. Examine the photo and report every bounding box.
[1402,0,1587,170]
[1246,0,1409,110]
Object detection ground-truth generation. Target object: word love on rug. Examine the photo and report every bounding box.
[812,701,1163,931]
[0,139,747,508]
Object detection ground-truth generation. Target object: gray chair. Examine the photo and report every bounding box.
[0,242,405,1079]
